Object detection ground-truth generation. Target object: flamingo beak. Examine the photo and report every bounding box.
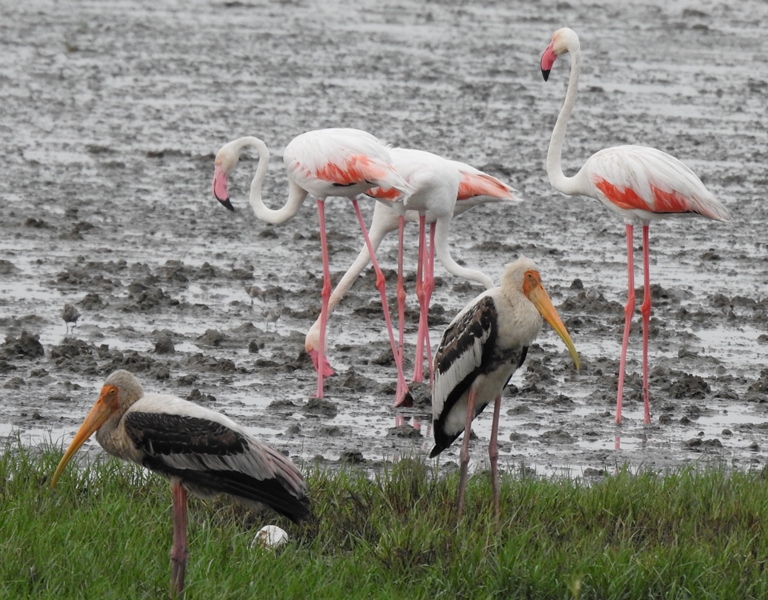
[212,165,235,211]
[541,41,557,81]
[50,387,118,488]
[526,282,581,370]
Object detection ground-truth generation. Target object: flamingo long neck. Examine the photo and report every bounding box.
[238,137,306,225]
[546,47,583,196]
[433,218,494,290]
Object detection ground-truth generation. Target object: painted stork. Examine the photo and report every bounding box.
[50,369,310,597]
[430,257,580,520]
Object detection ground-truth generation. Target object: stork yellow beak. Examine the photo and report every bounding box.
[50,388,117,488]
[527,283,581,370]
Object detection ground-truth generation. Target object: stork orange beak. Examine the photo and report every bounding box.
[50,387,119,488]
[527,282,581,370]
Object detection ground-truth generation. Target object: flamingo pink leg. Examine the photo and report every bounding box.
[616,223,635,424]
[640,224,652,424]
[413,215,428,383]
[489,393,503,524]
[170,478,188,598]
[315,199,332,399]
[424,222,437,383]
[396,215,407,372]
[350,199,411,407]
[457,386,478,519]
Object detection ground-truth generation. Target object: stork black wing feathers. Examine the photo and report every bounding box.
[125,412,248,457]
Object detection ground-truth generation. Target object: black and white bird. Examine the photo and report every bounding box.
[51,369,310,597]
[429,257,580,520]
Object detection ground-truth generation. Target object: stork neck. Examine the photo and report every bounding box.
[238,137,305,224]
[546,49,583,196]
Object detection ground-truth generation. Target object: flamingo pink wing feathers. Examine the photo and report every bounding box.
[585,145,730,221]
[283,129,412,200]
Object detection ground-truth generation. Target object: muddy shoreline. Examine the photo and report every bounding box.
[1,0,767,478]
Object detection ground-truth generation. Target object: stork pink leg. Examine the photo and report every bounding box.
[314,199,332,399]
[413,214,428,383]
[489,393,503,524]
[396,215,407,371]
[350,199,411,407]
[640,224,652,424]
[170,478,188,598]
[457,387,478,519]
[615,223,636,425]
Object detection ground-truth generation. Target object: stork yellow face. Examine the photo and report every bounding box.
[523,269,581,370]
[50,384,120,488]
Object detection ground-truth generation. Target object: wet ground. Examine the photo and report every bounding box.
[1,0,767,479]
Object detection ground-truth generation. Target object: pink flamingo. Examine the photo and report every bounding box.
[304,160,518,389]
[540,28,731,424]
[212,128,414,404]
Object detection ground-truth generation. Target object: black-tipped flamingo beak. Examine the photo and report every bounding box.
[540,41,557,81]
[212,165,234,210]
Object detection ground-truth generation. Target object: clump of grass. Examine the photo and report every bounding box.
[1,439,768,599]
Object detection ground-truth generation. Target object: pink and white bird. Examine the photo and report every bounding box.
[365,149,521,401]
[50,369,310,597]
[212,128,414,405]
[540,28,730,425]
[305,155,519,390]
[430,257,580,521]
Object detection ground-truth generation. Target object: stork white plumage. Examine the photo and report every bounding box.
[540,28,730,424]
[50,369,310,597]
[430,257,580,521]
[305,156,519,389]
[212,128,414,405]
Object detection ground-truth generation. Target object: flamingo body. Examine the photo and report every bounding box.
[304,153,519,385]
[541,27,730,425]
[212,129,415,403]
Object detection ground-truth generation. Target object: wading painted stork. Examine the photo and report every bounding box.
[305,157,518,388]
[212,128,414,405]
[540,28,730,424]
[51,369,310,597]
[430,257,580,520]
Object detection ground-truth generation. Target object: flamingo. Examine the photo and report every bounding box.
[212,128,414,405]
[51,369,310,598]
[430,257,580,521]
[365,148,520,403]
[304,157,519,390]
[540,28,730,425]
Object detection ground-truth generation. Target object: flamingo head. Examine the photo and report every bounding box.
[212,143,239,211]
[541,27,580,81]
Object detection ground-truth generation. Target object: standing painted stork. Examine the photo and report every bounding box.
[305,157,518,388]
[212,128,414,405]
[430,257,580,520]
[540,28,730,424]
[50,369,310,597]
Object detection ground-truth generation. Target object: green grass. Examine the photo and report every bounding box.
[2,440,768,599]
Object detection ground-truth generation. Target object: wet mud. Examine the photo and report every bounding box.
[1,0,767,478]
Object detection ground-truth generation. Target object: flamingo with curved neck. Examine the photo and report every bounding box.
[541,28,730,424]
[212,128,415,405]
[305,159,519,389]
